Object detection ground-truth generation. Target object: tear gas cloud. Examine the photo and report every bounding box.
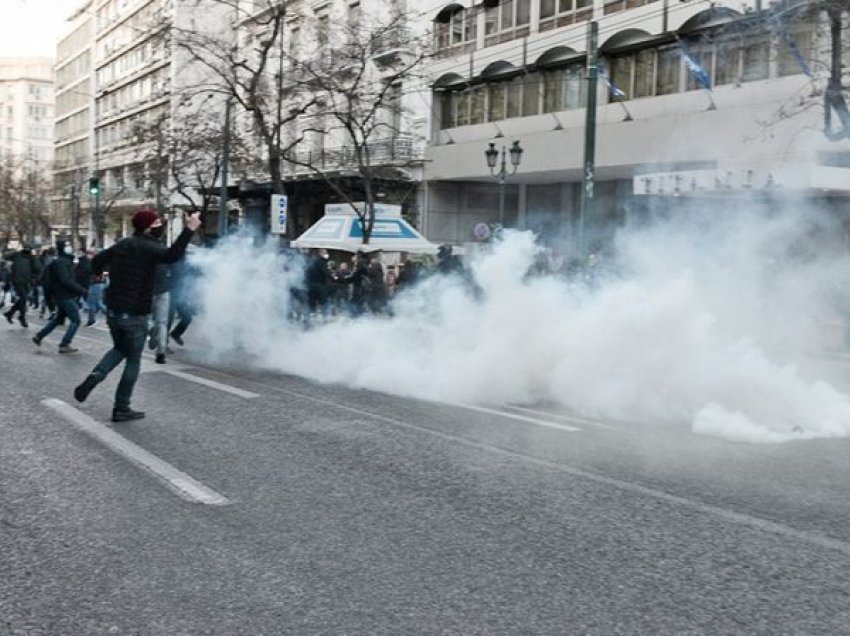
[185,201,850,444]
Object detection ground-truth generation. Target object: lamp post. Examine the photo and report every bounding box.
[484,140,523,227]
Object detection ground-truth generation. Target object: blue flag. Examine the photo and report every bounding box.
[770,16,813,78]
[679,41,711,90]
[599,66,626,98]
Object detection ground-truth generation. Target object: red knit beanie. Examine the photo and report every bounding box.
[132,208,159,233]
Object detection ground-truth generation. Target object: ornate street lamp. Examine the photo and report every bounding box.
[484,140,523,227]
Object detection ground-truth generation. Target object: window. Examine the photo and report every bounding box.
[540,0,590,30]
[488,83,506,121]
[634,49,654,97]
[777,25,815,77]
[685,47,714,91]
[610,55,632,100]
[506,78,521,118]
[564,65,585,109]
[485,0,531,44]
[433,6,475,56]
[543,69,564,113]
[655,47,679,95]
[714,39,739,86]
[741,37,769,82]
[522,74,540,116]
[470,85,487,124]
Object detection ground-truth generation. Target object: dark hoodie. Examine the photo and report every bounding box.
[49,241,88,301]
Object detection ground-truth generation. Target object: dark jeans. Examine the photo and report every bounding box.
[168,300,194,338]
[90,310,149,410]
[36,298,80,346]
[7,283,30,317]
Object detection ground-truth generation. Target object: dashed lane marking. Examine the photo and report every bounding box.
[42,398,231,506]
[503,404,620,431]
[161,367,260,399]
[457,403,581,432]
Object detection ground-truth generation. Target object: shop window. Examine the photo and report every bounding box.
[522,74,541,116]
[777,25,815,77]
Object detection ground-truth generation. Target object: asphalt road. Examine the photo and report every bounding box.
[2,316,850,635]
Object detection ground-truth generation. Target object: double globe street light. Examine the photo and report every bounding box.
[484,139,523,227]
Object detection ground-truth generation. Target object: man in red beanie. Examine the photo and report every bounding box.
[73,208,202,422]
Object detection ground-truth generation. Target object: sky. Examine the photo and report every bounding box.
[0,0,84,58]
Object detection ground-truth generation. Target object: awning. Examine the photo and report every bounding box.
[291,214,439,254]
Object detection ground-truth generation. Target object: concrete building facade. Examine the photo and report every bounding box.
[421,0,850,254]
[0,58,55,167]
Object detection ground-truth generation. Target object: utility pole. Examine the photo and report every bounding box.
[69,183,78,248]
[825,1,850,144]
[578,21,599,261]
[218,98,231,239]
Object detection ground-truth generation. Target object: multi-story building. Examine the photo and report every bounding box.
[422,0,850,252]
[238,0,430,238]
[0,58,55,167]
[54,1,95,244]
[49,0,229,245]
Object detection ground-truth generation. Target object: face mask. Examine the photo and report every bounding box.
[63,245,73,256]
[149,225,164,239]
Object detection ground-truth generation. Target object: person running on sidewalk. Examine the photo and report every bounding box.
[73,208,201,423]
[3,244,41,328]
[32,240,88,353]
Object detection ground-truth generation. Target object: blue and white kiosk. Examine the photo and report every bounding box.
[292,202,439,255]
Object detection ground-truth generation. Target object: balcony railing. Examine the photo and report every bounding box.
[284,135,423,174]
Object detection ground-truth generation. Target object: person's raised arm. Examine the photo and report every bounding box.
[159,212,201,264]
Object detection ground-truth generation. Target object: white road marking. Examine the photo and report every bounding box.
[504,405,620,430]
[43,330,258,399]
[454,403,581,432]
[161,368,260,399]
[42,398,231,506]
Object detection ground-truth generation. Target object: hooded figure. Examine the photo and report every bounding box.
[72,207,201,423]
[32,240,88,353]
[3,244,42,327]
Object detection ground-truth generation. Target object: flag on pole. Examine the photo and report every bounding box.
[678,41,711,90]
[771,16,813,78]
[599,66,626,98]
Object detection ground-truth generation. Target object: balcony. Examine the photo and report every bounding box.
[371,27,413,67]
[285,135,423,176]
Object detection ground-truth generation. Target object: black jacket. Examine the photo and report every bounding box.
[93,228,194,315]
[49,255,88,301]
[75,255,92,288]
[4,251,41,287]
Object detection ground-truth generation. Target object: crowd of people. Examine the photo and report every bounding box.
[290,245,463,322]
[3,208,202,422]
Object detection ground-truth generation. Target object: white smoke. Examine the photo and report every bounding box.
[185,204,850,444]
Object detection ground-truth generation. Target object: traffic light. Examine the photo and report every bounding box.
[88,177,100,197]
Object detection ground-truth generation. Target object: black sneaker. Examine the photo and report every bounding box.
[86,319,96,327]
[3,310,12,324]
[155,353,166,364]
[18,315,28,328]
[170,332,184,346]
[31,335,41,347]
[112,408,145,423]
[73,374,100,403]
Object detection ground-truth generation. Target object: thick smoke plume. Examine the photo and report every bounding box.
[186,203,850,444]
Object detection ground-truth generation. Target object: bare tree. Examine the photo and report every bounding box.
[171,0,315,201]
[131,99,251,242]
[283,9,430,244]
[0,158,53,247]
